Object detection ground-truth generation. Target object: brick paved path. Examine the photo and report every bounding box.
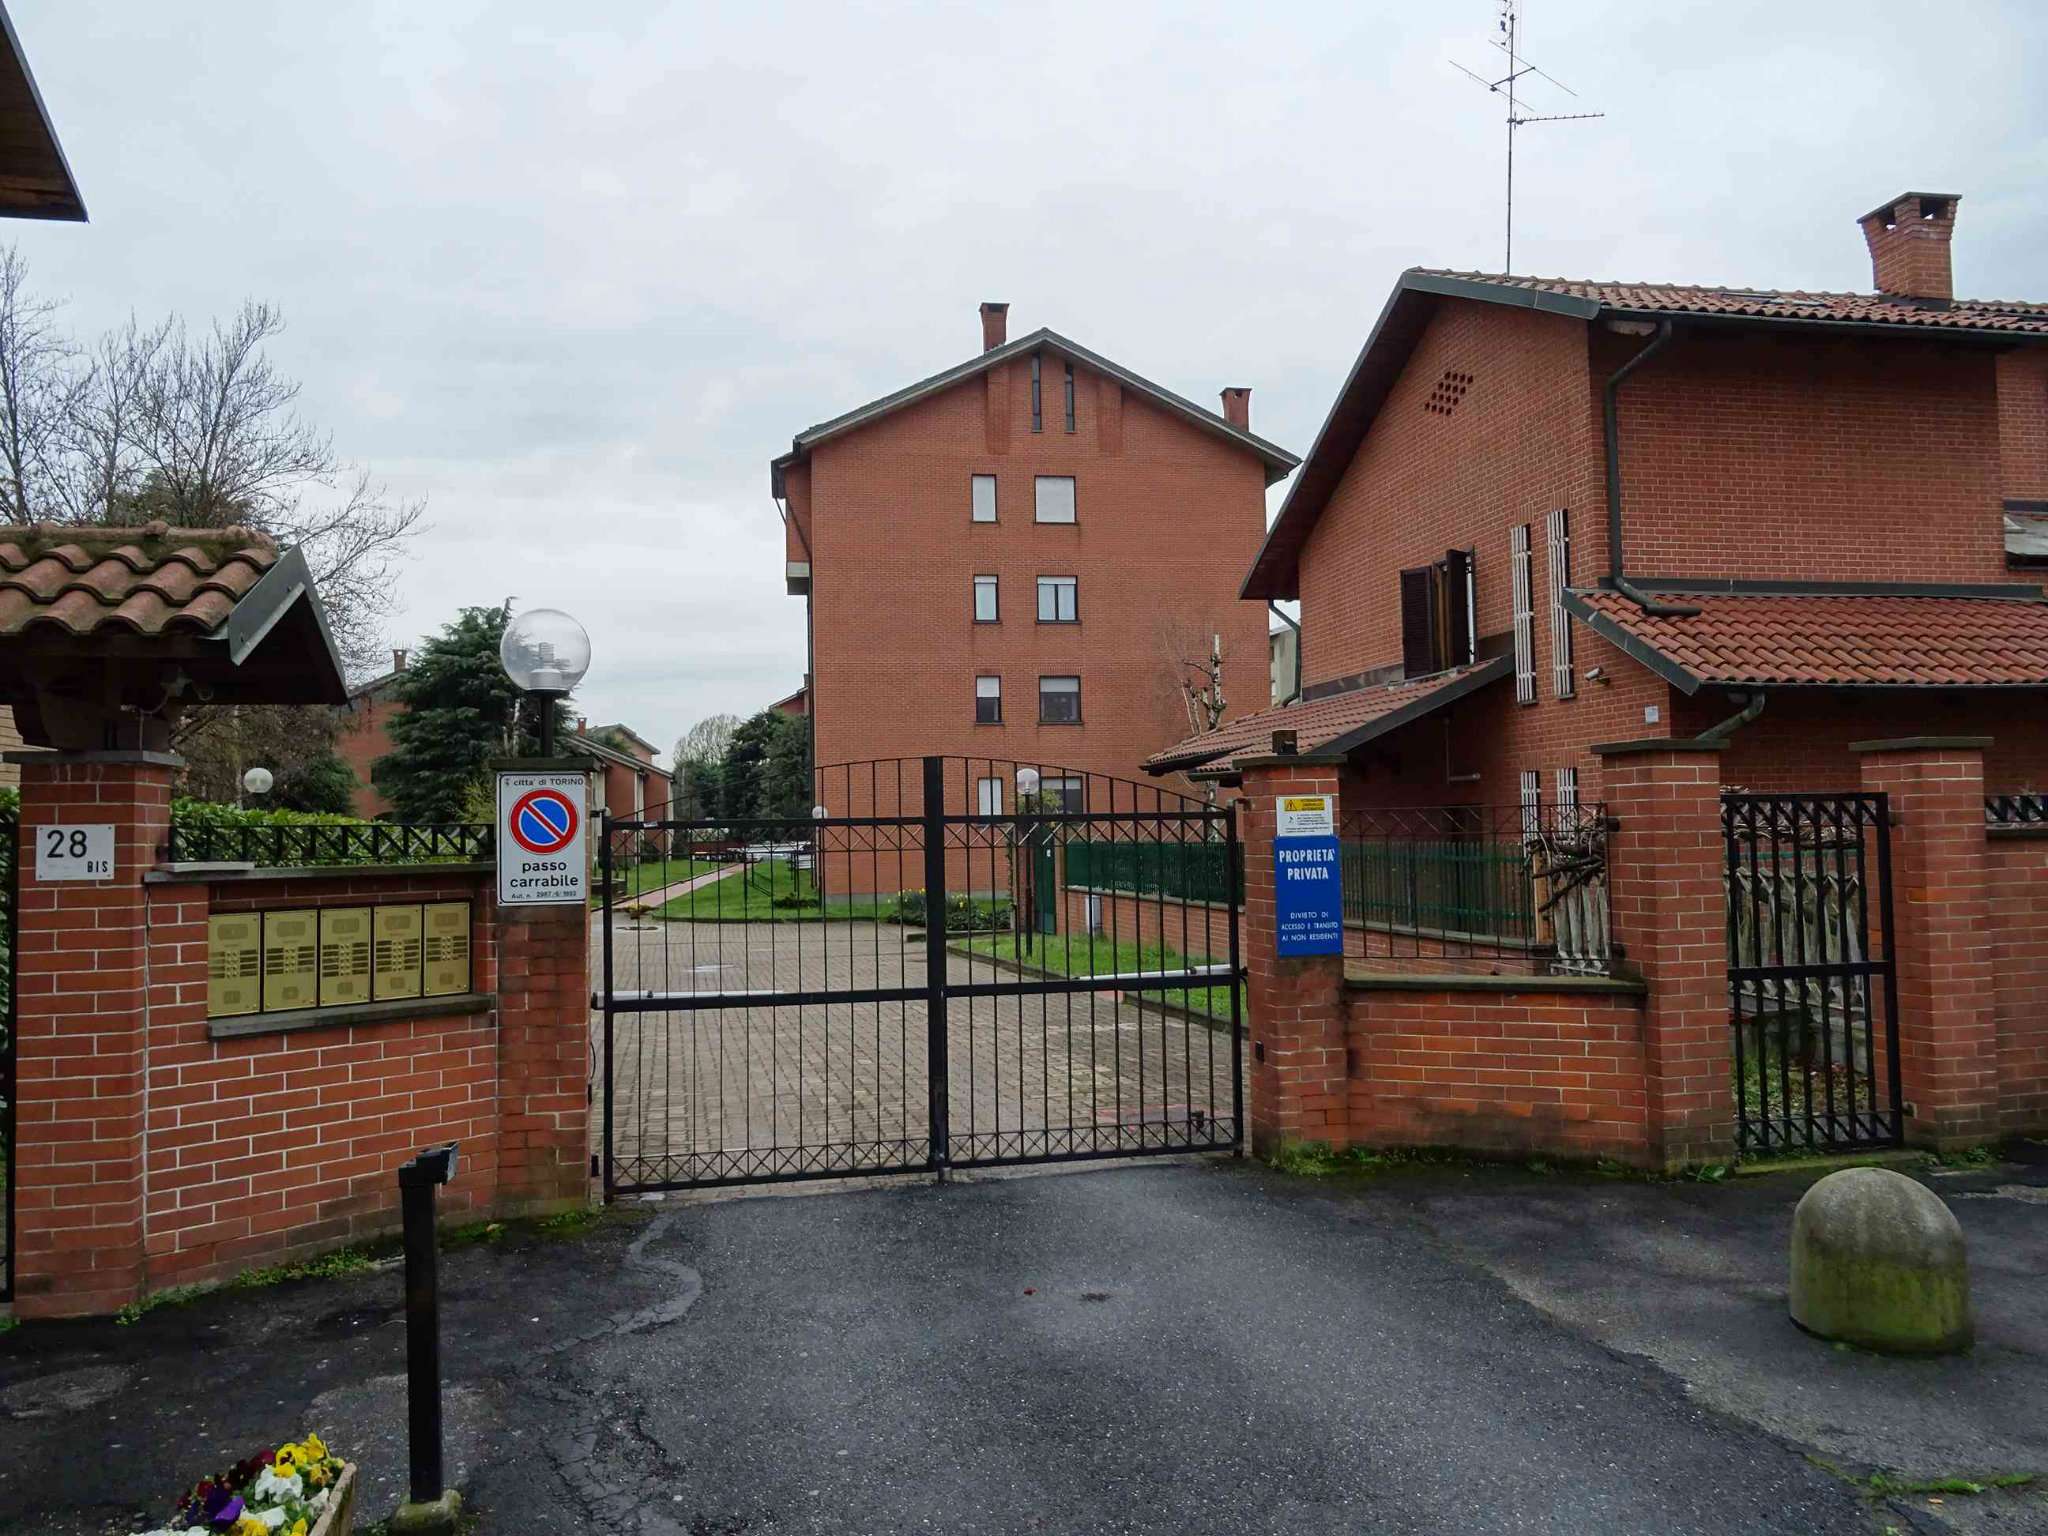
[592,919,1238,1186]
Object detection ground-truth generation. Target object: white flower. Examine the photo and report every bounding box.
[309,1488,331,1511]
[257,1509,288,1530]
[250,1466,303,1502]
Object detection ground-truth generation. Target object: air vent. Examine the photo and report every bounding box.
[1424,369,1474,417]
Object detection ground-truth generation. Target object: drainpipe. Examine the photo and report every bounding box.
[1694,689,1766,746]
[1268,602,1302,705]
[1601,320,1700,618]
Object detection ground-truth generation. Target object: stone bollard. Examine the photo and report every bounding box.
[1789,1167,1973,1354]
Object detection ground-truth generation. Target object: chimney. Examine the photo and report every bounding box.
[1220,386,1251,430]
[576,716,587,735]
[979,301,1009,352]
[392,647,407,672]
[1859,192,1960,303]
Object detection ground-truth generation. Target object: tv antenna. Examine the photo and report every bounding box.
[1452,2,1604,272]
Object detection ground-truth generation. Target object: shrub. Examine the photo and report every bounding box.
[884,889,1014,933]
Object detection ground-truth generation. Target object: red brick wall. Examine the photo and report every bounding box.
[1061,886,1234,965]
[1612,328,2007,584]
[1345,984,1649,1160]
[1998,350,2048,504]
[337,691,396,819]
[801,350,1271,793]
[1987,832,2048,1134]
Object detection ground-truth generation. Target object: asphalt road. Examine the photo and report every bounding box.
[0,1159,1891,1536]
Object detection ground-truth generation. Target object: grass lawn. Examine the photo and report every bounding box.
[658,857,880,922]
[597,854,730,906]
[959,931,1242,1024]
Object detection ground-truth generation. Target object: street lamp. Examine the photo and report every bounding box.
[241,766,273,797]
[499,608,590,756]
[1013,768,1041,956]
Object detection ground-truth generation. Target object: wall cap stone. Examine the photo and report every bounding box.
[1345,967,1647,996]
[1848,736,1994,754]
[1590,736,1726,757]
[148,861,494,885]
[4,748,183,767]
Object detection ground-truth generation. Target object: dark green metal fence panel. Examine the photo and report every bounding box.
[1064,838,1242,907]
[1339,837,1534,942]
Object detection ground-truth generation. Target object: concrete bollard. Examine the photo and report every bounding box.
[1789,1167,1973,1354]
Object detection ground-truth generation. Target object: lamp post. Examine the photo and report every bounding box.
[1015,768,1040,958]
[498,608,591,757]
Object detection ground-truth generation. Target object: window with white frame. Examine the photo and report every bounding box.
[1510,523,1536,704]
[976,776,1003,816]
[1034,475,1076,524]
[1036,575,1077,623]
[1554,765,1579,814]
[974,675,1002,724]
[1519,770,1541,838]
[1038,675,1081,723]
[973,574,999,623]
[1545,507,1574,698]
[971,474,997,523]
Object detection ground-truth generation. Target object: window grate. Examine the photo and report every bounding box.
[1510,524,1535,704]
[1545,507,1574,699]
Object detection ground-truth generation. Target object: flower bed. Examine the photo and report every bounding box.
[135,1435,355,1536]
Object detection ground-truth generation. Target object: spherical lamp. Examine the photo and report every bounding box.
[499,608,591,754]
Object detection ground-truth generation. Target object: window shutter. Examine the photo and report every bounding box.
[1545,507,1574,699]
[1400,566,1436,677]
[1442,548,1474,668]
[1519,770,1542,840]
[1554,766,1579,814]
[1510,524,1535,704]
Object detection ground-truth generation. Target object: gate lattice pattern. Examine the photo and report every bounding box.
[598,757,1242,1193]
[1722,791,1902,1154]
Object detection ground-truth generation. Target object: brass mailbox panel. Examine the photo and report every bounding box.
[208,913,263,1017]
[261,909,320,1013]
[422,902,471,997]
[373,904,423,1000]
[319,906,374,1007]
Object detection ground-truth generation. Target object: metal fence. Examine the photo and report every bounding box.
[1987,793,2048,828]
[1,803,16,1301]
[1063,837,1241,907]
[165,819,494,867]
[1338,803,1613,976]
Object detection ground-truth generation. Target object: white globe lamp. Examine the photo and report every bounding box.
[242,766,274,797]
[499,607,591,755]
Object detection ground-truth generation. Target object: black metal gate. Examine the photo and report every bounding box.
[597,756,1242,1193]
[1,800,16,1301]
[1722,791,1902,1154]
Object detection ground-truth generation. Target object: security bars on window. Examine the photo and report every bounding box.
[1509,524,1536,704]
[1545,507,1573,699]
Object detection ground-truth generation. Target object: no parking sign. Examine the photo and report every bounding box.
[497,770,589,904]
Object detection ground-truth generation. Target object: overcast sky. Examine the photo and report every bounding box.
[11,1,2045,759]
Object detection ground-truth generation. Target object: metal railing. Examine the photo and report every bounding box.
[1338,802,1613,976]
[1063,837,1241,907]
[166,819,494,867]
[1987,793,2048,828]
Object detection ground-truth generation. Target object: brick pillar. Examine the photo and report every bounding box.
[1237,756,1349,1156]
[1596,740,1732,1170]
[492,897,591,1213]
[9,751,176,1318]
[1852,737,1999,1148]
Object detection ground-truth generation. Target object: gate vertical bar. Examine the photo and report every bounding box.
[1226,800,1244,1156]
[1871,793,1904,1141]
[922,756,950,1177]
[1,804,16,1301]
[599,811,616,1201]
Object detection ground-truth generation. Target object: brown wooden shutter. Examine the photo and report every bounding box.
[1400,566,1436,676]
[1442,548,1473,667]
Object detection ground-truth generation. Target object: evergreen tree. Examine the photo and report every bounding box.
[376,606,570,822]
[271,749,360,814]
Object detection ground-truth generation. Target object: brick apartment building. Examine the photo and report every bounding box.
[338,650,671,822]
[772,303,1297,817]
[1151,191,2048,805]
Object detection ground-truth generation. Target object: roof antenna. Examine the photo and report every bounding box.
[1452,1,1604,273]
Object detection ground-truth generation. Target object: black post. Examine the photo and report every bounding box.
[398,1143,459,1505]
[921,756,949,1179]
[539,697,557,757]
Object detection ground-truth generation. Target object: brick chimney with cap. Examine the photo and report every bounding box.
[1859,192,1961,303]
[1220,387,1251,430]
[979,301,1009,352]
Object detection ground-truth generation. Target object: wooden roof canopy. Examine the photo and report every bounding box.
[0,523,348,752]
[0,1,84,222]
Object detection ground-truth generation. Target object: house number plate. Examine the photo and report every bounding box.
[36,823,115,881]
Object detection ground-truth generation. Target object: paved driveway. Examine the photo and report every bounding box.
[596,918,1237,1184]
[0,1160,1910,1535]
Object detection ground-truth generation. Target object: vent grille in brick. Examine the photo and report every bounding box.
[1423,369,1474,416]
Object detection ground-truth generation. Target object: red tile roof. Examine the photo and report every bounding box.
[1411,270,2048,335]
[1568,588,2048,691]
[0,523,279,638]
[1147,658,1508,775]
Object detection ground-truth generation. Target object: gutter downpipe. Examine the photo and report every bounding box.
[1268,602,1302,705]
[1601,319,1700,618]
[1693,689,1766,746]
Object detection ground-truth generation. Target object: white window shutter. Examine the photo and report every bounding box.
[1519,770,1541,839]
[1510,524,1535,704]
[1546,507,1574,699]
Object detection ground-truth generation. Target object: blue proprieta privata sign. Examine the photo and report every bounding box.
[1273,792,1343,957]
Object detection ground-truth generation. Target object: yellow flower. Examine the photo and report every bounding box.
[235,1518,268,1536]
[302,1433,327,1459]
[305,1465,329,1488]
[274,1443,304,1473]
[288,1521,308,1536]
